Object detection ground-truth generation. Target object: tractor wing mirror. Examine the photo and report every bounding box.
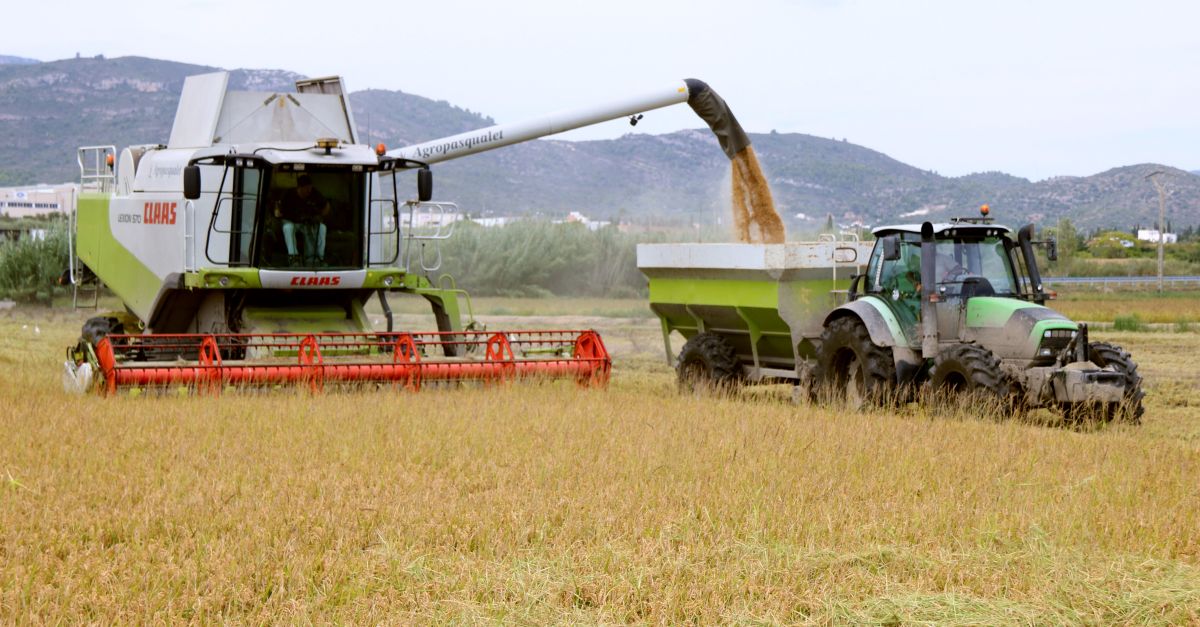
[417,168,433,202]
[183,165,201,200]
[882,236,901,261]
[1046,238,1058,261]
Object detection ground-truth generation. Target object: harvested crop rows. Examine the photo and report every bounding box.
[1,304,1198,623]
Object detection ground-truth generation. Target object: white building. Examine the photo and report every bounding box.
[1136,229,1177,244]
[0,184,76,218]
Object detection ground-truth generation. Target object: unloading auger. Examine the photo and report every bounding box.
[62,72,753,395]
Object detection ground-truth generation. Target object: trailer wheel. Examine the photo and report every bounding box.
[814,316,895,408]
[677,332,742,395]
[927,343,1012,414]
[1088,341,1145,424]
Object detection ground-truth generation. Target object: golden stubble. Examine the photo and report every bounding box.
[1,308,1198,623]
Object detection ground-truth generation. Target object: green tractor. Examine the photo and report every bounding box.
[639,213,1145,423]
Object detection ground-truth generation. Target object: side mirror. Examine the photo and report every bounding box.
[1046,238,1058,262]
[183,165,201,200]
[882,236,901,261]
[417,168,433,202]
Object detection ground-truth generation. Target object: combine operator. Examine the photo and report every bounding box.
[275,174,331,266]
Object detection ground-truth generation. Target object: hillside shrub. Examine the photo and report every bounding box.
[438,221,680,298]
[1112,314,1145,332]
[0,227,69,304]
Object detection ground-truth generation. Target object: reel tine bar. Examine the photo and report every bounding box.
[91,329,610,395]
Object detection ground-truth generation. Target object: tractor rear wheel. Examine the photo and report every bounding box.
[676,332,742,395]
[1058,342,1145,426]
[814,316,896,408]
[927,343,1013,414]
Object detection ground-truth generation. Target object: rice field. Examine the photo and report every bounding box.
[1,300,1198,623]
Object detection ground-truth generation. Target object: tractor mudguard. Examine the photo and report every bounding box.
[824,298,922,382]
[825,299,907,348]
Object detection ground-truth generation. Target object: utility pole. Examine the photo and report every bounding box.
[1145,170,1167,293]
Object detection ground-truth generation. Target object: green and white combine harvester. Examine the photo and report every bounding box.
[638,209,1145,422]
[60,72,751,394]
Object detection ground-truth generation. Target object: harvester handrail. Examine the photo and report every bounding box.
[77,145,116,194]
[402,201,459,272]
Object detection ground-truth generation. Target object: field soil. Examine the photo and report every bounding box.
[1,301,1198,623]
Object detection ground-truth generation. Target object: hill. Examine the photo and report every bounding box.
[1,55,1197,231]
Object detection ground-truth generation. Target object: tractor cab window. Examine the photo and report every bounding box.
[932,236,1017,299]
[259,169,365,269]
[867,233,922,297]
[867,233,924,331]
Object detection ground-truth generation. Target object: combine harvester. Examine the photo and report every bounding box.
[62,73,751,395]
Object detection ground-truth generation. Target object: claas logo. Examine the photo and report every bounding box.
[290,276,341,286]
[143,201,177,225]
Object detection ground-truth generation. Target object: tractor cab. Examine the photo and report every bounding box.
[862,222,1028,338]
[857,210,1073,365]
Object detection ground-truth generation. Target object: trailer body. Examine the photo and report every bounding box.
[638,239,871,382]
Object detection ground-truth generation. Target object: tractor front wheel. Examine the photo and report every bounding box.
[1089,341,1145,424]
[1059,341,1145,425]
[676,332,743,395]
[927,343,1013,414]
[814,316,896,408]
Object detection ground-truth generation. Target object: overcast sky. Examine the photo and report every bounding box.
[8,0,1196,180]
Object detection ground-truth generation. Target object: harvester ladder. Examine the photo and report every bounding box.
[822,231,863,306]
[70,146,116,309]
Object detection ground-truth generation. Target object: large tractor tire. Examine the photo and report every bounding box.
[927,343,1013,414]
[813,316,896,408]
[676,332,743,395]
[1060,341,1145,425]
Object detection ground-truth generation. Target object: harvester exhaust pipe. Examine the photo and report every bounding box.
[1018,224,1046,305]
[920,222,939,358]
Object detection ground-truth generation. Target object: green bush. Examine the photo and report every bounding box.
[438,221,684,298]
[1112,314,1146,332]
[0,228,69,304]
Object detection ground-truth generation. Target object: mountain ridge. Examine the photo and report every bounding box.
[0,54,1195,231]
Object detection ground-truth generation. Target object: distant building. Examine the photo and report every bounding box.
[472,216,519,228]
[1136,229,1177,244]
[560,211,611,232]
[0,184,76,218]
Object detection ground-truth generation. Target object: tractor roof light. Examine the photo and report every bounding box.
[375,143,387,156]
[980,204,990,217]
